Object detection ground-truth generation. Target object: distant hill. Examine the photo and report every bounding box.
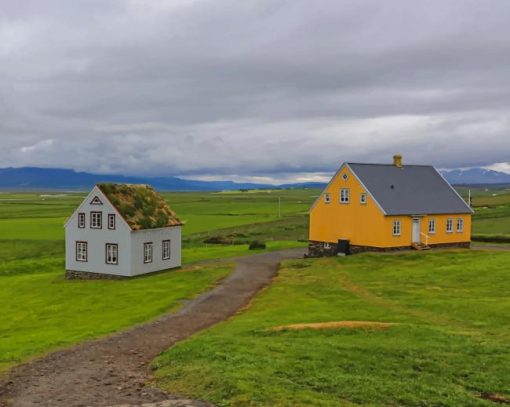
[0,167,271,191]
[441,168,510,185]
[1,166,508,191]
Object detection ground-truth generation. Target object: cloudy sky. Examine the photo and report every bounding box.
[1,0,510,183]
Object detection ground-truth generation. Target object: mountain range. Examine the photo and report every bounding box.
[0,167,509,191]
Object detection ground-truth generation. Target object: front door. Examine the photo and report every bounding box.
[412,218,421,243]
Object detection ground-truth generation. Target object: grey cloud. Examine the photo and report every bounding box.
[1,0,510,181]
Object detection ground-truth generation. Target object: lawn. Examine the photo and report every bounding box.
[154,250,510,406]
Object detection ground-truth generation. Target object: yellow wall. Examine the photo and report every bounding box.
[309,165,471,248]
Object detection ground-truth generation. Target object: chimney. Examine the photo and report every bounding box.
[393,154,403,168]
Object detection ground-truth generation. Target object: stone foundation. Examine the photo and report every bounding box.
[306,241,339,257]
[308,241,471,257]
[428,241,471,249]
[349,245,410,254]
[65,270,128,280]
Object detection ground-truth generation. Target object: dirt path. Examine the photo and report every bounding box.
[0,248,306,407]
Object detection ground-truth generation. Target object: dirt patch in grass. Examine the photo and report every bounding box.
[271,320,396,331]
[480,392,510,404]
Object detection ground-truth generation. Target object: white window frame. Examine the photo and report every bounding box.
[324,193,331,204]
[78,213,86,228]
[76,241,87,262]
[428,219,436,234]
[144,242,153,264]
[360,193,367,205]
[162,240,171,260]
[90,212,102,229]
[340,188,350,204]
[105,243,118,265]
[393,220,401,236]
[108,214,116,230]
[457,218,464,232]
[446,218,453,233]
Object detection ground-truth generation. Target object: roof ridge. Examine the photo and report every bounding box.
[347,162,434,167]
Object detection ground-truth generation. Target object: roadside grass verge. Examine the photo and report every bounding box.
[154,250,510,406]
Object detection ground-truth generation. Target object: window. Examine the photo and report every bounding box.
[446,218,453,233]
[360,193,367,205]
[91,212,102,229]
[342,173,348,181]
[105,243,118,265]
[144,242,153,263]
[90,196,103,205]
[393,220,401,236]
[108,214,116,230]
[162,240,171,260]
[324,193,331,204]
[340,188,350,204]
[428,219,436,234]
[78,213,86,228]
[76,241,87,262]
[457,218,464,232]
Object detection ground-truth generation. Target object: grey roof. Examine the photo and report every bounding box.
[348,163,473,215]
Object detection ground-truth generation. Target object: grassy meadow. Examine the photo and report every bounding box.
[1,185,510,402]
[0,189,311,370]
[154,250,510,406]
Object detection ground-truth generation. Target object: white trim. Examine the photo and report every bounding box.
[446,218,454,233]
[392,219,401,236]
[433,166,474,214]
[360,193,367,205]
[456,217,464,233]
[428,218,436,234]
[339,188,350,204]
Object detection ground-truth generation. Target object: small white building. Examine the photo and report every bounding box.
[65,183,182,278]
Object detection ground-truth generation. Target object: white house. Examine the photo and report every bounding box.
[65,183,182,278]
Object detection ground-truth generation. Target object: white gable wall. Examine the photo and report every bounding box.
[65,186,182,277]
[65,186,132,276]
[130,226,182,276]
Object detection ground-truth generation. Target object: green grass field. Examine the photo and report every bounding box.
[154,250,510,406]
[1,186,510,404]
[0,190,311,371]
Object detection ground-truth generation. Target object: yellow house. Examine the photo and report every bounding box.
[309,155,473,255]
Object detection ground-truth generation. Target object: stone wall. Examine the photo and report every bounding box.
[308,240,471,257]
[307,241,339,257]
[65,270,128,280]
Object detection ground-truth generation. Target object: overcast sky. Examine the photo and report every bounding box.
[1,0,510,183]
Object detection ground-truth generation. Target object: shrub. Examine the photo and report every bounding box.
[249,240,266,250]
[472,234,510,243]
[204,236,233,245]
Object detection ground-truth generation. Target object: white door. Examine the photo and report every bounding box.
[412,218,420,243]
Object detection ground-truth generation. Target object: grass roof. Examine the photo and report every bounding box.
[97,183,182,231]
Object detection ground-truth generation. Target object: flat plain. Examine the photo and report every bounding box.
[0,186,509,405]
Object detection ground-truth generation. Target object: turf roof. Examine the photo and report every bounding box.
[97,183,182,230]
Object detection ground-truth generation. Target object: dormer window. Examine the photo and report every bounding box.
[340,188,350,204]
[78,213,86,228]
[108,214,116,230]
[91,212,102,229]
